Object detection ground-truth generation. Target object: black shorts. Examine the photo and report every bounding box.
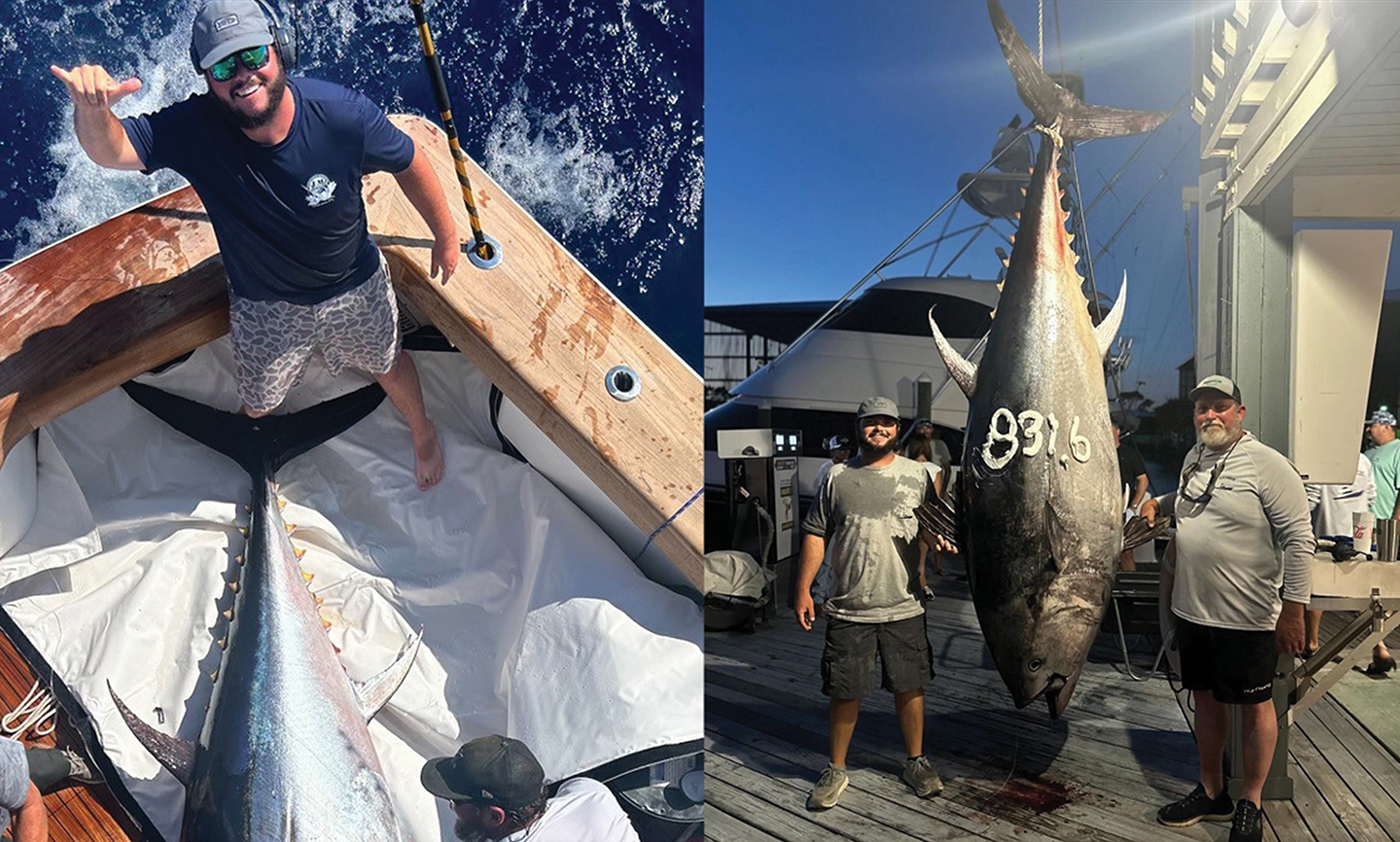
[1176,617,1278,704]
[821,614,934,699]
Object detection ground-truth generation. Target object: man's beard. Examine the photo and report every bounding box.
[453,818,487,842]
[1197,417,1241,449]
[860,437,897,459]
[215,68,288,129]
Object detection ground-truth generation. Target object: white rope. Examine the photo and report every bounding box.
[2,681,56,739]
[1038,0,1044,64]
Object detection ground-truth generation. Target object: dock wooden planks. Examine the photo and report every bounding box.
[705,573,1400,842]
[0,114,700,588]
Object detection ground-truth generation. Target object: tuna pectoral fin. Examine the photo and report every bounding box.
[1123,515,1169,553]
[352,628,424,721]
[1093,273,1128,360]
[108,682,195,787]
[914,497,960,554]
[928,308,977,397]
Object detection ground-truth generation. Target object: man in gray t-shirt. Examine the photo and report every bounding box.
[794,397,945,811]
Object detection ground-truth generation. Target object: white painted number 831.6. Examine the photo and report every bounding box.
[981,407,1091,470]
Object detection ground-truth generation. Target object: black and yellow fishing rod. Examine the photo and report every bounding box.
[407,0,502,270]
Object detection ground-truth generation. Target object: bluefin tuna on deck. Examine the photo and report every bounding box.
[108,382,422,840]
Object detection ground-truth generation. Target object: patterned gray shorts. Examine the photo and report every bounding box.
[228,256,400,413]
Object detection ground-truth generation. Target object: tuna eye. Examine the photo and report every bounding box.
[1028,658,1043,672]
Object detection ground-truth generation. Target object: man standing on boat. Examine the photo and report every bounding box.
[794,396,944,810]
[49,0,458,490]
[1141,376,1312,842]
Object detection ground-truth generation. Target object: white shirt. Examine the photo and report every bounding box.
[1306,452,1376,539]
[503,778,641,842]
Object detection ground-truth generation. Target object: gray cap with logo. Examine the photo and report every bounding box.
[191,0,274,70]
[856,396,900,420]
[1188,374,1242,404]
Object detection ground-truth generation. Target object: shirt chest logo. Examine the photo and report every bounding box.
[303,174,337,207]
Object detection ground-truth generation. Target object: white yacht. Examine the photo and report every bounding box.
[704,274,999,502]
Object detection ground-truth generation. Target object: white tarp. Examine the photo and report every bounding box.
[0,339,702,842]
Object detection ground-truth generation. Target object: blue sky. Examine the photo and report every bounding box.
[705,0,1204,403]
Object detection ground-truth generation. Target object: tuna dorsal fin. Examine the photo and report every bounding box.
[928,307,978,397]
[1094,273,1127,360]
[108,682,195,787]
[351,628,424,721]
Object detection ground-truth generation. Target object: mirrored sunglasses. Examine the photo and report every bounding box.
[210,45,271,83]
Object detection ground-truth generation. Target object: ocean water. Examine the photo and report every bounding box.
[0,0,702,369]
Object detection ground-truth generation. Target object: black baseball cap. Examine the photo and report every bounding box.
[420,735,546,808]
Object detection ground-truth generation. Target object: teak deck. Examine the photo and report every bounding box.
[0,615,141,841]
[705,574,1400,842]
[0,115,701,588]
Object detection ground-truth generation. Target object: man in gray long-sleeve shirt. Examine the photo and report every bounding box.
[1142,375,1312,842]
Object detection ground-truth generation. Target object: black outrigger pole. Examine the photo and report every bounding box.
[407,0,502,270]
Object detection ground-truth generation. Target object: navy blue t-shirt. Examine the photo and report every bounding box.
[121,77,415,304]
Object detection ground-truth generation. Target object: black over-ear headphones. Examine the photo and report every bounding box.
[190,0,298,74]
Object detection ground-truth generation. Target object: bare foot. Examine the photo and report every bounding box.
[414,421,444,490]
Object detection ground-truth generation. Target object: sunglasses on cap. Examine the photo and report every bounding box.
[209,45,271,83]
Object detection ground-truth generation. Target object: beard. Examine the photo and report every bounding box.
[214,66,288,130]
[860,437,898,459]
[453,818,487,842]
[1197,416,1241,449]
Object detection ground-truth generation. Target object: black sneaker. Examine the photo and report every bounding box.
[1230,798,1263,842]
[1157,782,1235,827]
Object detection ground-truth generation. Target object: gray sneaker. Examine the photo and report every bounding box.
[902,755,943,798]
[807,764,849,810]
[60,748,102,785]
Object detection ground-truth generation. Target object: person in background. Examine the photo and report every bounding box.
[905,436,947,581]
[1114,420,1150,572]
[1303,449,1383,664]
[421,735,640,842]
[1361,407,1399,674]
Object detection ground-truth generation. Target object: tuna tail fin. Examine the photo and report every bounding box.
[121,382,386,477]
[108,681,195,787]
[351,627,424,721]
[1094,273,1128,360]
[928,307,978,397]
[987,0,1170,141]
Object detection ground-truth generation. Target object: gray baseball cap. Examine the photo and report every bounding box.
[856,396,899,420]
[191,0,274,70]
[1188,374,1242,404]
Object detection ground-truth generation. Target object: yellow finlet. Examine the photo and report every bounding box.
[217,637,227,650]
[223,608,234,621]
[302,571,314,583]
[210,669,219,682]
[228,580,240,594]
[294,547,307,560]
